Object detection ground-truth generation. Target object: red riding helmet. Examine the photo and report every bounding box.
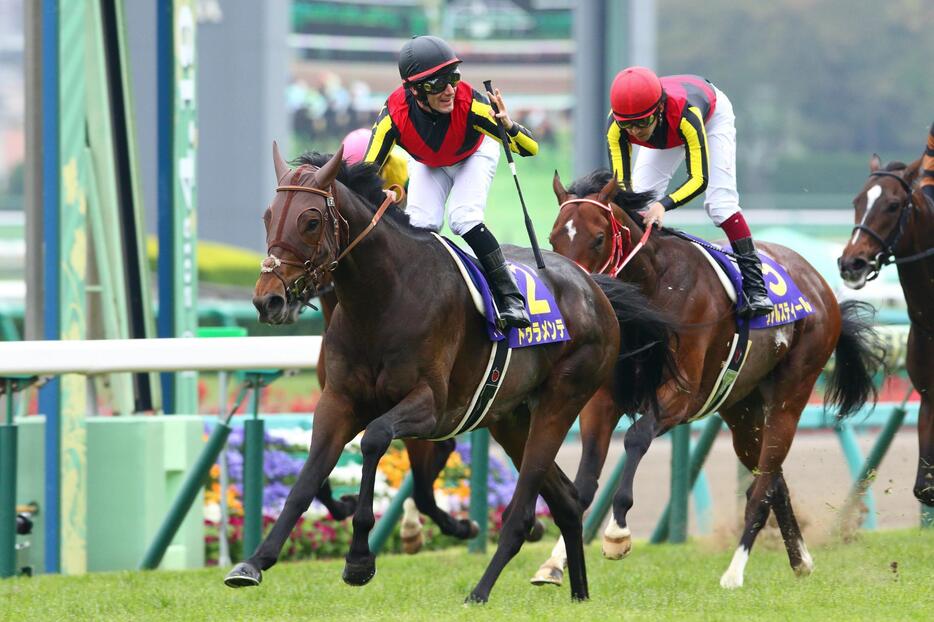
[398,36,461,84]
[610,67,664,121]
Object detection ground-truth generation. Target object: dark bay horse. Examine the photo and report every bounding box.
[838,154,934,508]
[315,286,485,554]
[224,146,676,603]
[542,170,883,589]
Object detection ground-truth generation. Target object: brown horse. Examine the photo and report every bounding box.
[224,147,676,603]
[541,170,883,589]
[838,154,934,508]
[314,287,488,553]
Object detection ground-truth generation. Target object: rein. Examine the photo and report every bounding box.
[261,166,404,307]
[849,170,933,280]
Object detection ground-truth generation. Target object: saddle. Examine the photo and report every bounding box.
[433,234,571,349]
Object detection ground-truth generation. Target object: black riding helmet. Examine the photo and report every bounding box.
[398,35,461,84]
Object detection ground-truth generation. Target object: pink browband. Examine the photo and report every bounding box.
[559,198,646,276]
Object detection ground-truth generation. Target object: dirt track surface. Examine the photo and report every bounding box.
[545,427,924,542]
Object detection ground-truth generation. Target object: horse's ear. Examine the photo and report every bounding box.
[552,170,568,205]
[903,159,921,187]
[597,175,620,204]
[315,146,344,189]
[869,153,882,172]
[273,141,290,182]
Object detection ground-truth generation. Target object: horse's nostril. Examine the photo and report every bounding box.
[850,257,867,270]
[253,294,285,317]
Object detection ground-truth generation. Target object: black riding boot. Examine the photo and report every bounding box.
[462,224,531,330]
[479,248,532,329]
[732,237,774,318]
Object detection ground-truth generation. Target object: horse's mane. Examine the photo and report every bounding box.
[567,169,655,215]
[293,152,417,230]
[884,161,907,172]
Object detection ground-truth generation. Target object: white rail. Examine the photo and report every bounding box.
[0,336,322,375]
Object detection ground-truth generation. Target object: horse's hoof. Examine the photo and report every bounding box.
[720,571,743,589]
[400,498,423,554]
[400,528,423,555]
[464,519,481,540]
[342,555,376,586]
[530,563,563,587]
[914,484,934,507]
[464,591,488,605]
[526,519,545,542]
[793,559,814,578]
[602,528,632,560]
[224,562,262,588]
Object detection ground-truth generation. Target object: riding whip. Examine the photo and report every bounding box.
[483,80,546,269]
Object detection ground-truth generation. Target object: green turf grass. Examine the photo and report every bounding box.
[2,529,930,621]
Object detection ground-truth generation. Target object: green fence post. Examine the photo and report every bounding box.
[369,473,414,554]
[651,417,723,544]
[139,385,249,570]
[0,380,17,577]
[836,397,910,534]
[583,452,627,544]
[242,376,265,559]
[668,425,691,543]
[834,422,876,529]
[468,429,490,553]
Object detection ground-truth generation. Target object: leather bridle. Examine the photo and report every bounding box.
[558,198,632,276]
[848,170,933,281]
[261,164,402,307]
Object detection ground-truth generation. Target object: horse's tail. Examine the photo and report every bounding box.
[824,300,887,419]
[592,274,680,418]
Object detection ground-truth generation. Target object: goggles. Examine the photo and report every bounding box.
[617,110,659,130]
[418,71,461,95]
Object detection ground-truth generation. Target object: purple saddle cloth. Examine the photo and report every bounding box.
[680,233,815,329]
[441,237,572,348]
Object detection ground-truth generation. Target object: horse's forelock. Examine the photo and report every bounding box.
[567,169,655,214]
[293,152,386,206]
[884,161,907,172]
[292,151,415,229]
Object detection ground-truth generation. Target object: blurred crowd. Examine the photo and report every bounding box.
[288,72,561,147]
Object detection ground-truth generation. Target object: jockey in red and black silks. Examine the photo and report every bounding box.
[923,122,934,206]
[606,74,717,210]
[366,81,537,170]
[604,66,773,319]
[362,35,539,329]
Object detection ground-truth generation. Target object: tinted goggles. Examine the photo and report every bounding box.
[418,72,461,95]
[617,110,658,130]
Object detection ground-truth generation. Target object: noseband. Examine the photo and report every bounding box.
[558,198,633,276]
[848,170,932,280]
[261,164,402,308]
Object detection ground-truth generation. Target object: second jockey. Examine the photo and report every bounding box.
[606,67,773,318]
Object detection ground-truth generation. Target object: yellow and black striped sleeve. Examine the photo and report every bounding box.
[363,106,399,171]
[661,106,709,210]
[469,92,538,157]
[605,113,633,190]
[922,122,934,203]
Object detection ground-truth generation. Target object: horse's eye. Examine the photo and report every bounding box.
[591,232,605,249]
[305,219,320,233]
[885,202,900,213]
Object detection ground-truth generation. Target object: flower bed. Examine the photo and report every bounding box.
[204,426,549,564]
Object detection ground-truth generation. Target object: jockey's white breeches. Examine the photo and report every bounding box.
[404,135,501,235]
